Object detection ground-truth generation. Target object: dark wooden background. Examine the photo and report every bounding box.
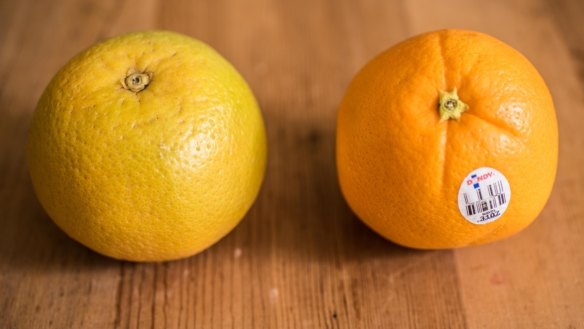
[1,0,583,328]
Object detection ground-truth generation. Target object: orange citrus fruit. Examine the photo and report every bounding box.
[27,31,267,261]
[336,29,558,249]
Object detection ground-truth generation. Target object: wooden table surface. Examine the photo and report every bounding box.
[1,0,584,328]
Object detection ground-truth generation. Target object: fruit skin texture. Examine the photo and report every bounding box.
[336,29,558,249]
[27,31,267,261]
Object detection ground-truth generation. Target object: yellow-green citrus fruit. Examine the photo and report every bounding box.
[28,31,267,261]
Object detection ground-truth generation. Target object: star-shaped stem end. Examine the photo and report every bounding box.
[439,88,469,122]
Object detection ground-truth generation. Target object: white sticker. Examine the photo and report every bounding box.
[457,167,511,225]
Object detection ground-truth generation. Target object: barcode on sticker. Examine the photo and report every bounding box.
[458,167,511,225]
[463,180,507,217]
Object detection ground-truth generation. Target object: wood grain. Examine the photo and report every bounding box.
[1,0,583,328]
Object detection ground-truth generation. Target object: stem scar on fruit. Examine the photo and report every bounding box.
[123,71,152,93]
[439,88,468,122]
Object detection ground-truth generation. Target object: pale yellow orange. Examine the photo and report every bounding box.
[28,31,266,261]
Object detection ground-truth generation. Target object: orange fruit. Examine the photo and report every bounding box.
[27,31,267,261]
[336,29,558,249]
